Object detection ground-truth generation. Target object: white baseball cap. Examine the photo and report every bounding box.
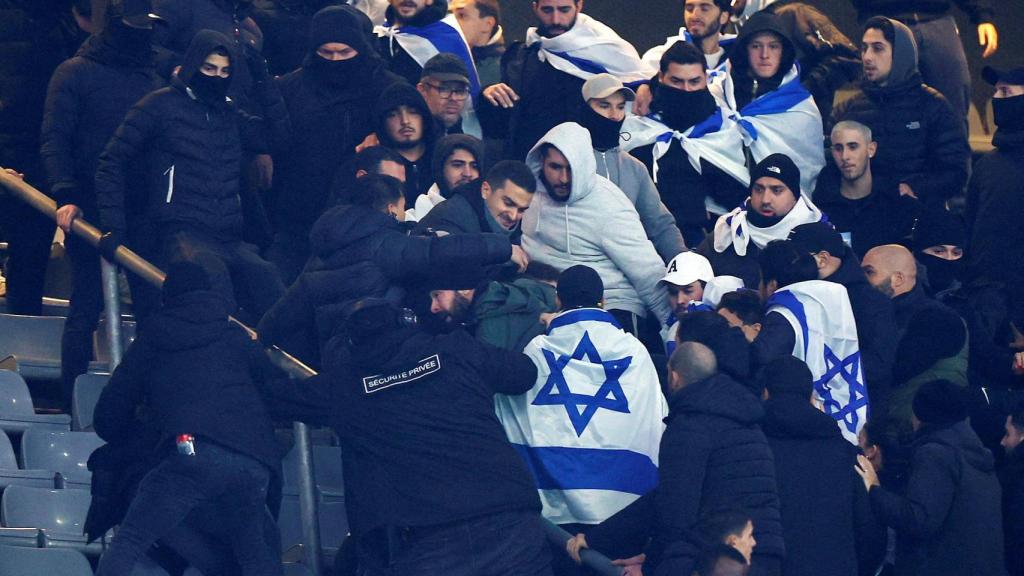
[702,276,745,308]
[661,252,714,287]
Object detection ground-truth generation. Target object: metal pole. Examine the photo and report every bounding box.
[100,258,124,370]
[542,520,623,576]
[1,169,326,575]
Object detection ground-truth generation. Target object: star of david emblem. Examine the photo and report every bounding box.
[532,331,633,436]
[814,346,870,434]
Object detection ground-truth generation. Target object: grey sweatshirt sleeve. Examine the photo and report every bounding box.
[620,153,687,261]
[600,200,673,325]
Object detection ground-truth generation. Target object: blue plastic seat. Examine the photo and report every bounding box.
[0,543,93,576]
[20,429,104,488]
[0,370,70,435]
[0,430,58,491]
[71,373,109,432]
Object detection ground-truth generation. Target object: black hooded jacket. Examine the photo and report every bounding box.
[269,6,402,234]
[830,18,969,205]
[763,395,883,576]
[373,82,440,203]
[377,0,449,84]
[93,290,283,471]
[251,0,352,76]
[257,203,513,368]
[41,26,164,216]
[869,420,1006,576]
[728,12,798,111]
[586,373,784,574]
[95,29,291,240]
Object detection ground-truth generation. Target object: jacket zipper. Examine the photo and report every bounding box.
[164,165,175,203]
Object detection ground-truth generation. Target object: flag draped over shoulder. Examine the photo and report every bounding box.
[525,13,655,84]
[767,280,869,444]
[708,63,825,194]
[641,27,737,71]
[497,308,667,525]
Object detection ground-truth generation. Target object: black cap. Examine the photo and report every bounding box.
[912,207,965,253]
[789,222,845,257]
[557,265,604,310]
[421,53,471,86]
[912,379,968,426]
[120,0,162,29]
[982,65,1024,87]
[750,153,801,198]
[162,260,211,299]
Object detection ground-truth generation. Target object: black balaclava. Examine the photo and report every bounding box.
[179,29,236,103]
[913,207,966,293]
[651,82,718,132]
[578,104,623,151]
[305,5,374,88]
[993,94,1024,133]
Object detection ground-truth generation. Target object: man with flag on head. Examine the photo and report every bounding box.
[478,0,654,161]
[496,265,667,556]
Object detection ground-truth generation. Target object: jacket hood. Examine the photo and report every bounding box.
[729,11,796,86]
[178,29,237,87]
[309,203,394,258]
[373,82,437,149]
[432,135,484,197]
[143,291,234,351]
[669,372,765,425]
[762,396,842,439]
[881,18,919,88]
[916,420,996,474]
[384,0,448,27]
[525,122,598,204]
[472,278,556,323]
[827,246,868,287]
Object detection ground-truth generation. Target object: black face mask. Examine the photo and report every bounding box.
[652,83,717,132]
[993,94,1024,132]
[745,204,784,229]
[189,73,231,103]
[921,253,964,293]
[308,54,367,88]
[579,105,624,151]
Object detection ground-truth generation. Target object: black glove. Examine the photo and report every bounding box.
[97,231,123,262]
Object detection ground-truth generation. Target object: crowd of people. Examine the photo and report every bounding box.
[0,0,1021,575]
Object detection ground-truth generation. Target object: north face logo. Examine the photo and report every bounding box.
[767,166,781,174]
[906,121,921,130]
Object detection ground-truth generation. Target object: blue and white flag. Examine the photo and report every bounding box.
[712,195,825,257]
[498,308,667,525]
[375,14,483,136]
[708,63,825,194]
[767,280,869,444]
[641,27,737,72]
[659,275,745,356]
[525,13,655,85]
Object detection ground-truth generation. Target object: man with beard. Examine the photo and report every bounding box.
[625,41,748,247]
[577,74,684,261]
[406,134,482,220]
[374,0,477,88]
[41,0,165,411]
[643,0,735,72]
[522,122,671,339]
[813,120,919,258]
[478,0,652,161]
[372,82,439,204]
[830,17,969,206]
[266,5,401,285]
[695,154,825,289]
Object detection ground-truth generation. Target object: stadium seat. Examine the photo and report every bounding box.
[1,486,90,535]
[20,429,104,489]
[71,373,108,432]
[0,314,108,381]
[277,495,349,554]
[0,370,71,435]
[0,543,93,576]
[0,430,58,491]
[282,444,345,501]
[93,316,136,365]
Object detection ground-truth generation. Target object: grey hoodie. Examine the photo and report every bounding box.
[883,17,920,87]
[592,147,687,262]
[522,123,671,322]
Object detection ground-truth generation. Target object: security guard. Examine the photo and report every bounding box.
[259,299,553,575]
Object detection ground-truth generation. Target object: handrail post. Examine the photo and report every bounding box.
[100,258,123,370]
[294,421,323,575]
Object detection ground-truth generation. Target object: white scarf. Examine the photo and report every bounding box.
[712,195,824,256]
[525,13,654,83]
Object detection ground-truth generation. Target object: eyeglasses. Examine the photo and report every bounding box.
[423,83,471,100]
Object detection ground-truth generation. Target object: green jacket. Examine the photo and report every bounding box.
[470,277,556,352]
[888,335,969,444]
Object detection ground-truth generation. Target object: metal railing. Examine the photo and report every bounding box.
[0,168,622,576]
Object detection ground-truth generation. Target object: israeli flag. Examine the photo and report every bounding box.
[708,63,825,194]
[375,14,482,136]
[767,280,869,444]
[497,308,667,525]
[641,27,737,72]
[525,13,655,85]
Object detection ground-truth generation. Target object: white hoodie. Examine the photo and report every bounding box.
[522,123,671,323]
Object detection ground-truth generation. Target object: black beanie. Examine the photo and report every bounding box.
[912,207,966,253]
[557,265,604,310]
[162,260,211,299]
[750,153,802,198]
[760,356,814,399]
[912,379,968,426]
[308,5,372,55]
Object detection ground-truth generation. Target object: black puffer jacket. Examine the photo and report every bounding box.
[587,373,784,574]
[257,203,512,368]
[93,290,283,471]
[764,396,884,576]
[869,420,1006,576]
[41,30,164,216]
[95,30,291,239]
[829,18,969,204]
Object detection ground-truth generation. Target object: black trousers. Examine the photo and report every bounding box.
[1,197,53,315]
